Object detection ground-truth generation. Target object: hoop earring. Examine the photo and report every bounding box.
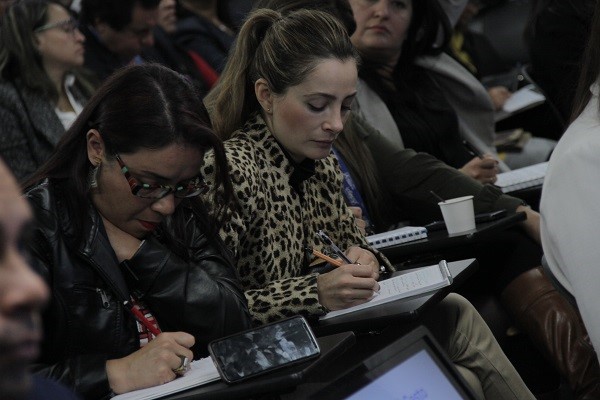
[88,162,101,189]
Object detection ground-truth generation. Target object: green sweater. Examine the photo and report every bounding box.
[342,114,524,230]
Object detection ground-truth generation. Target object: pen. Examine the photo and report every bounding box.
[311,248,343,267]
[124,300,162,337]
[462,140,484,159]
[316,230,353,264]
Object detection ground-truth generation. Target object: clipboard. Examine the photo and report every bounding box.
[314,259,478,336]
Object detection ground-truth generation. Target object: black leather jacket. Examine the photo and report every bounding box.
[25,179,251,399]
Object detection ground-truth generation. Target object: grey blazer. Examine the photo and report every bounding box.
[0,79,86,181]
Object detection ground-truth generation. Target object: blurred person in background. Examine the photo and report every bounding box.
[142,0,216,95]
[0,0,94,181]
[78,0,159,81]
[173,0,236,73]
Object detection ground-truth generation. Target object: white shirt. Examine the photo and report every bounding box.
[540,82,600,362]
[54,74,84,130]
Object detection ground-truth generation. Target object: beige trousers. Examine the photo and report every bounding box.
[420,293,534,400]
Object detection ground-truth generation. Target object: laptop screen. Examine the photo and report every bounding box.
[345,348,465,399]
[310,326,476,400]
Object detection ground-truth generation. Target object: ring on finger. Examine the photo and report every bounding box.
[173,355,190,375]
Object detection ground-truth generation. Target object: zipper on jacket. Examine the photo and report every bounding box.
[96,288,110,309]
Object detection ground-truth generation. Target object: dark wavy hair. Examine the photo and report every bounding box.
[23,63,233,251]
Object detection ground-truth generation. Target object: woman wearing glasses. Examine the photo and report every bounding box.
[21,64,251,399]
[0,0,95,181]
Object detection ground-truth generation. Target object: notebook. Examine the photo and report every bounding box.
[112,357,221,400]
[366,226,428,249]
[319,261,452,321]
[502,84,545,113]
[309,326,478,399]
[494,161,548,193]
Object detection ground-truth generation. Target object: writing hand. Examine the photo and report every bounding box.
[317,264,380,311]
[488,86,512,111]
[460,155,499,184]
[106,332,195,394]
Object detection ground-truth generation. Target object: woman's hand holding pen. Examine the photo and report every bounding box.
[106,332,195,394]
[488,86,512,111]
[317,263,380,311]
[460,155,499,185]
[316,247,380,310]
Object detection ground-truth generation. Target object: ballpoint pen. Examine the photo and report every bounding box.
[309,247,343,267]
[462,140,484,159]
[124,300,161,337]
[316,230,352,264]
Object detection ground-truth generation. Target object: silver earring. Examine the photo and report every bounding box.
[88,163,100,189]
[267,108,271,113]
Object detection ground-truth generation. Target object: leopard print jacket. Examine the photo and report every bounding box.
[203,115,393,325]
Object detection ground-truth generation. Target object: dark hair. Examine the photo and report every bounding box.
[565,0,600,121]
[252,0,356,35]
[24,63,233,245]
[80,0,160,30]
[205,8,359,139]
[334,115,398,232]
[399,0,451,69]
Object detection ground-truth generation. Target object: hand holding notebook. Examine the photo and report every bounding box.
[319,261,452,321]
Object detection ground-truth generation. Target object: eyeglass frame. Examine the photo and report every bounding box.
[114,153,209,200]
[34,17,79,35]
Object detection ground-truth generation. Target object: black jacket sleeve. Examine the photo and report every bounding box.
[121,214,251,358]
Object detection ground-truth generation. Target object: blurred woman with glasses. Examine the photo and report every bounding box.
[21,63,251,399]
[0,0,96,181]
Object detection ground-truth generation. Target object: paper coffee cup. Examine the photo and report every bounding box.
[438,195,476,235]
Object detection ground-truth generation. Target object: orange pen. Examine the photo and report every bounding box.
[311,248,343,267]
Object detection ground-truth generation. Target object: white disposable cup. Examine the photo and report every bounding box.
[438,195,476,234]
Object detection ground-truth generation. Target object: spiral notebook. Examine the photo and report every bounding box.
[366,226,428,250]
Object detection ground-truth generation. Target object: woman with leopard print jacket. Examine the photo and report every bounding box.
[201,9,535,399]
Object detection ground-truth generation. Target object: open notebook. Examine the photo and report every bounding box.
[366,226,428,250]
[494,161,548,193]
[319,261,452,321]
[502,84,546,113]
[112,357,220,400]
